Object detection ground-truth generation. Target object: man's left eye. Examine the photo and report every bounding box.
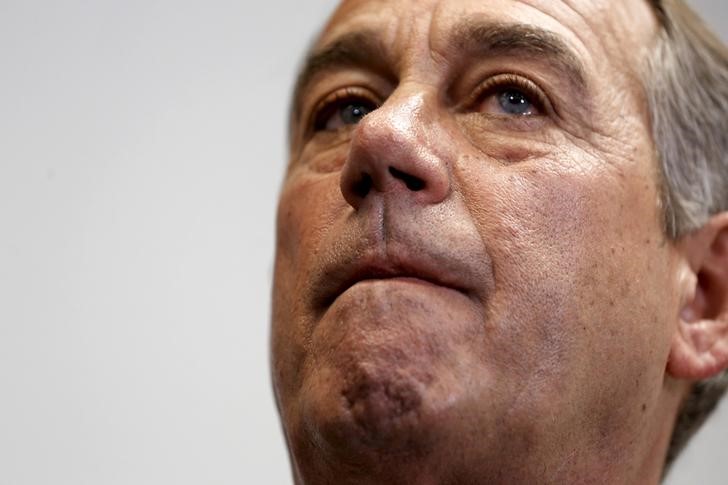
[472,75,546,117]
[477,87,541,117]
[496,89,537,116]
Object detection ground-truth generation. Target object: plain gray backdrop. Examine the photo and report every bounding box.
[0,1,725,484]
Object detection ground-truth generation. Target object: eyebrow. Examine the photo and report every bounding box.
[290,30,388,123]
[290,21,588,132]
[451,19,588,94]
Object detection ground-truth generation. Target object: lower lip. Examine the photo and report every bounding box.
[315,277,472,314]
[320,277,477,329]
[344,276,466,296]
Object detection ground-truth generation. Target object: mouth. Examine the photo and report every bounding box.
[315,255,473,310]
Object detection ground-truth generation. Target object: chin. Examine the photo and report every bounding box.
[289,343,467,474]
[284,359,458,485]
[277,281,486,481]
[308,362,436,451]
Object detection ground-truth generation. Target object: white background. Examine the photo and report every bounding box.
[0,1,725,484]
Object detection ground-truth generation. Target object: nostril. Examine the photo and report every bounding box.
[389,166,425,191]
[353,172,373,198]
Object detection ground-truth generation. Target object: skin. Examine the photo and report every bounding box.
[271,0,728,483]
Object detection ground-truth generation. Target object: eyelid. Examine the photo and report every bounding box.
[460,73,553,115]
[309,86,381,133]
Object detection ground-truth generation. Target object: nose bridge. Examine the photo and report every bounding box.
[340,87,451,209]
[369,90,428,146]
[359,87,444,160]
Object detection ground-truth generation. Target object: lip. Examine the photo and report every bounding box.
[313,247,476,311]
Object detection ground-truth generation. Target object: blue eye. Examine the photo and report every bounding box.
[473,75,545,118]
[497,89,536,116]
[340,103,373,125]
[314,95,378,132]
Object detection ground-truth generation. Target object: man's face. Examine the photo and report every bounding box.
[272,0,682,483]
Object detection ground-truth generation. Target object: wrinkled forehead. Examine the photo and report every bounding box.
[315,0,658,73]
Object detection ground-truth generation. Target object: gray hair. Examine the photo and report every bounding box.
[643,0,728,470]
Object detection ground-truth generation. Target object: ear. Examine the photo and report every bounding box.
[668,213,728,381]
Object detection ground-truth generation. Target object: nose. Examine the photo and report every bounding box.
[339,92,451,210]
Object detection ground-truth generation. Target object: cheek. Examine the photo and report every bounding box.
[276,170,342,262]
[456,152,674,415]
[272,170,346,396]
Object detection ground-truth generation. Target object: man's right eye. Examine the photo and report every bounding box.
[312,88,379,132]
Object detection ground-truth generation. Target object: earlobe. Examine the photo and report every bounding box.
[668,317,728,380]
[667,213,728,381]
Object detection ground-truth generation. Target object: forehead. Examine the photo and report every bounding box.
[316,0,658,72]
